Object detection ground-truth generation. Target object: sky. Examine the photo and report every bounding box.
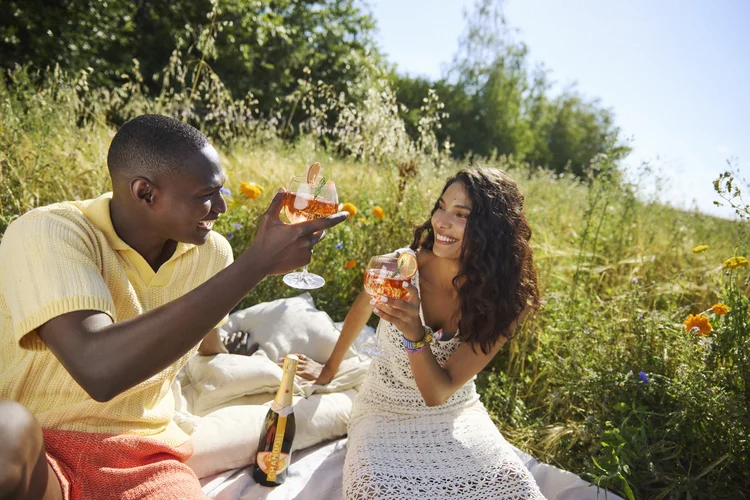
[369,0,750,218]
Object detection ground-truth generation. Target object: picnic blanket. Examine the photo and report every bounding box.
[175,293,623,499]
[198,438,623,500]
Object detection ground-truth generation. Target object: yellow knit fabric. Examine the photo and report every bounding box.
[0,193,233,447]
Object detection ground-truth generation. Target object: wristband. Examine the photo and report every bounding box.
[405,343,430,355]
[401,325,443,353]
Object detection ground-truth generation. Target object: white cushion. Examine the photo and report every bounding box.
[186,390,357,479]
[221,292,353,363]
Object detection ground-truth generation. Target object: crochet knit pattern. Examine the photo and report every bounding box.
[343,273,545,499]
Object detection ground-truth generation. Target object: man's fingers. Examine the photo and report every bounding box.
[263,188,287,219]
[310,230,327,246]
[299,212,348,235]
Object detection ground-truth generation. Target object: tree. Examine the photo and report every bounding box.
[0,0,381,124]
[391,0,630,175]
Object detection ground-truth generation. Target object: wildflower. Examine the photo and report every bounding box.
[334,243,344,250]
[358,217,367,224]
[639,371,649,384]
[341,202,358,217]
[240,182,263,200]
[631,277,639,285]
[723,256,749,270]
[220,187,232,197]
[372,206,385,220]
[226,231,234,240]
[711,303,729,316]
[692,245,708,253]
[698,336,714,350]
[684,314,712,336]
[232,223,243,230]
[344,259,357,269]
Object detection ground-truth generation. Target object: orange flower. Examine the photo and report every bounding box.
[344,259,357,269]
[341,202,358,217]
[684,314,712,336]
[240,182,263,200]
[711,303,729,316]
[372,206,385,220]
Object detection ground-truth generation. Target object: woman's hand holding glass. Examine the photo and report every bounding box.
[371,281,424,342]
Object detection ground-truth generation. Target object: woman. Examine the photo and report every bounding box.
[294,168,544,499]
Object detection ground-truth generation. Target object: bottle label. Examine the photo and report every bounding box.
[266,415,287,481]
[256,451,290,475]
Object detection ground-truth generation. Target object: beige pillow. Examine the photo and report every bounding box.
[185,351,283,416]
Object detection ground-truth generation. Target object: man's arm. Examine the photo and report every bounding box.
[37,190,347,402]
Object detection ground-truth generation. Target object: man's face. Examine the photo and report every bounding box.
[152,145,228,245]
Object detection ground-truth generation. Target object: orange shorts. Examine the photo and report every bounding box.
[43,429,206,500]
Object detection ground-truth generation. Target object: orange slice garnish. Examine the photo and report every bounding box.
[397,252,418,279]
[306,162,321,184]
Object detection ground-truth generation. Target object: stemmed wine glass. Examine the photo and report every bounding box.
[357,253,416,357]
[281,175,338,289]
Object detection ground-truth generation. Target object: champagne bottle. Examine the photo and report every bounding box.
[253,354,299,486]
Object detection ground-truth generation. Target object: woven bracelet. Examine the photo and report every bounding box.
[404,342,430,355]
[401,326,441,354]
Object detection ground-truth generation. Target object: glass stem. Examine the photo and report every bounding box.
[300,250,313,282]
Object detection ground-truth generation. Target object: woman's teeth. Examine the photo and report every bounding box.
[198,220,214,230]
[436,233,457,243]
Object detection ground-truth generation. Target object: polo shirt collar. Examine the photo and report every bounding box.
[75,192,196,264]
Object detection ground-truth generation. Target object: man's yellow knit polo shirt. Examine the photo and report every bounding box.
[0,193,233,446]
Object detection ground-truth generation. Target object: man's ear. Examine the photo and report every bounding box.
[131,177,155,206]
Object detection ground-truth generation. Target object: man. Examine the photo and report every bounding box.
[0,114,346,499]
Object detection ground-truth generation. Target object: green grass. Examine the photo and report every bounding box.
[1,65,749,499]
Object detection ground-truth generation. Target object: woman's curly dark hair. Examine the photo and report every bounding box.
[410,168,539,354]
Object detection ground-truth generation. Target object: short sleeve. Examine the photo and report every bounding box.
[0,210,116,350]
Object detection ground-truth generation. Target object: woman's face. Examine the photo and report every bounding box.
[431,181,471,260]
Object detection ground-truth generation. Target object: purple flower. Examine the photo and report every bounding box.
[220,187,232,196]
[226,231,234,240]
[232,223,243,230]
[334,242,344,250]
[639,371,649,384]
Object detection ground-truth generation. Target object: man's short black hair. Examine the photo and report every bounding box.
[107,114,210,179]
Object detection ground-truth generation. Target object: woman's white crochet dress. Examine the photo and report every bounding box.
[343,273,545,499]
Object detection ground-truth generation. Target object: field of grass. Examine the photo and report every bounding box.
[1,66,748,499]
